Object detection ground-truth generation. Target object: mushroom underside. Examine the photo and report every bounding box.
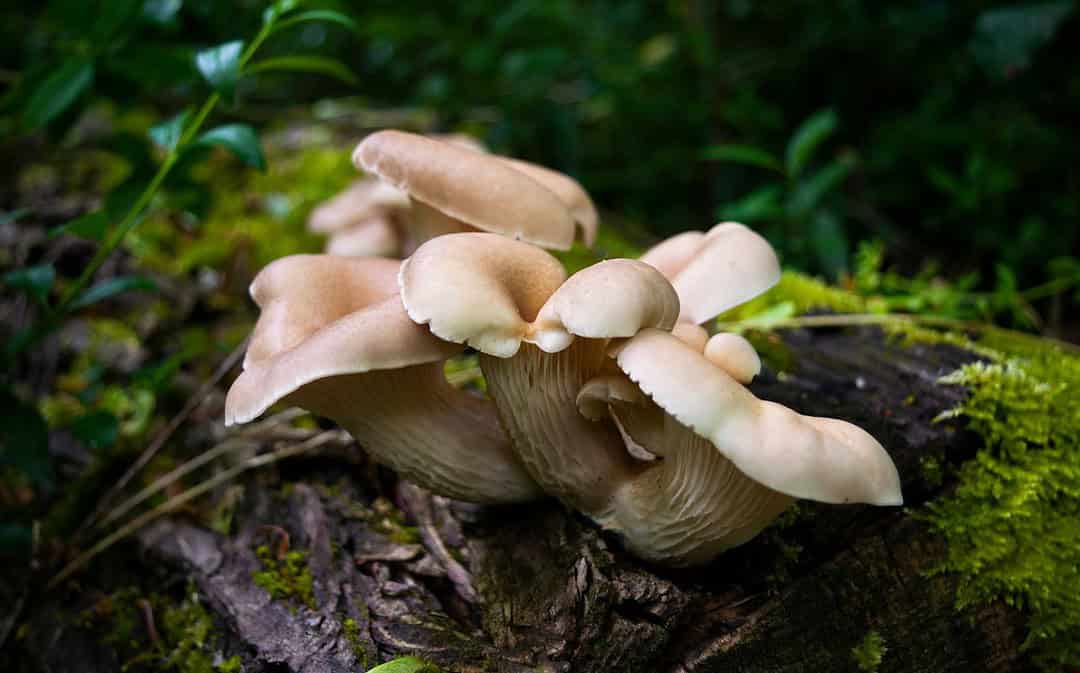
[288,365,541,504]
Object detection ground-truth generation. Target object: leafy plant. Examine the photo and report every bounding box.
[0,0,358,537]
[705,108,856,278]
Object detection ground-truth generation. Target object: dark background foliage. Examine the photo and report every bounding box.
[3,0,1078,283]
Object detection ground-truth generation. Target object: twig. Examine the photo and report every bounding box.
[77,338,248,536]
[48,430,346,589]
[95,408,311,530]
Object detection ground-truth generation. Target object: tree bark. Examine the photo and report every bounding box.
[18,327,1036,673]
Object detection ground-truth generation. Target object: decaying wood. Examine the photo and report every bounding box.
[17,327,1037,672]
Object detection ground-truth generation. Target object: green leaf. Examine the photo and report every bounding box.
[718,185,783,223]
[50,210,109,241]
[701,144,781,172]
[69,411,119,450]
[149,109,191,151]
[3,264,55,305]
[785,108,838,178]
[0,387,53,488]
[195,124,266,170]
[246,56,358,85]
[195,40,244,100]
[263,0,302,25]
[0,209,29,226]
[70,275,157,310]
[91,0,143,41]
[23,58,95,129]
[365,658,439,673]
[789,154,855,216]
[810,210,849,279]
[272,9,360,35]
[970,1,1075,77]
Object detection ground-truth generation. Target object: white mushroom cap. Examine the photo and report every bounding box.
[225,254,540,503]
[354,130,580,250]
[703,333,761,384]
[639,222,781,324]
[614,328,903,506]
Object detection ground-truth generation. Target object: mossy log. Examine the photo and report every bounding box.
[20,327,1036,673]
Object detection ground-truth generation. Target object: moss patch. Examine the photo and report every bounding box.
[718,269,1080,670]
[918,334,1080,670]
[252,544,317,611]
[851,630,887,673]
[82,584,239,673]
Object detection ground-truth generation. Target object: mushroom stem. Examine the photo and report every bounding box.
[479,339,641,517]
[288,364,540,504]
[608,409,794,565]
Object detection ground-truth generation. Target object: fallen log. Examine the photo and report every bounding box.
[19,326,1037,673]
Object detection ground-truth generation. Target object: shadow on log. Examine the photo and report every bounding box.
[20,327,1036,672]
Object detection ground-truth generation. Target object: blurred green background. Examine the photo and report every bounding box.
[4,0,1078,285]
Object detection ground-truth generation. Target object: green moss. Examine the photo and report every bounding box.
[252,544,317,610]
[126,141,355,278]
[851,630,887,673]
[83,584,237,673]
[342,617,368,669]
[919,337,1080,670]
[718,267,1080,669]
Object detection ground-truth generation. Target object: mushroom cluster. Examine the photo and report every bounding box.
[227,130,902,566]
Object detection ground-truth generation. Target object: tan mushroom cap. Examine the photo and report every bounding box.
[244,255,402,369]
[324,215,402,258]
[614,328,903,506]
[228,294,461,426]
[226,254,540,503]
[400,234,678,357]
[496,157,598,247]
[307,178,409,234]
[354,130,579,250]
[640,222,781,324]
[399,233,568,357]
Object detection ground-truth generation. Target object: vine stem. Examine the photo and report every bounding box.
[715,312,1080,354]
[54,16,276,314]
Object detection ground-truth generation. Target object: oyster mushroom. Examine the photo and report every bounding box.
[578,328,902,565]
[224,254,540,504]
[400,229,902,565]
[399,232,675,516]
[354,130,597,252]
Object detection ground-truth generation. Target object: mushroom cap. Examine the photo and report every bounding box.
[324,215,402,258]
[703,333,761,384]
[229,254,462,425]
[531,258,679,352]
[613,328,903,506]
[307,178,409,234]
[400,233,679,357]
[244,255,402,368]
[639,222,781,324]
[399,233,568,358]
[354,130,579,250]
[496,157,598,247]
